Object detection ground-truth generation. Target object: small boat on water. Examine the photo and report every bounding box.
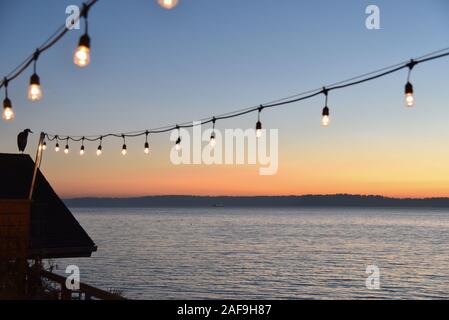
[213,203,224,207]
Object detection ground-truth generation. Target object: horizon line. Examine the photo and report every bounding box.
[63,193,449,200]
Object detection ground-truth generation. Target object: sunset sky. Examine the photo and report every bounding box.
[1,0,449,198]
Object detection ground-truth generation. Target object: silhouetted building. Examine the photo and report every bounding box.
[0,153,96,259]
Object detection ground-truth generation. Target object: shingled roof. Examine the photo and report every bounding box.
[0,153,97,258]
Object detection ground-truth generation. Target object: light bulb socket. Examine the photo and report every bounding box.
[98,145,102,151]
[3,98,12,109]
[322,106,329,116]
[30,73,40,85]
[65,145,69,150]
[256,121,262,130]
[405,82,413,94]
[176,137,181,144]
[122,144,127,150]
[79,34,91,48]
[144,142,149,149]
[81,145,85,151]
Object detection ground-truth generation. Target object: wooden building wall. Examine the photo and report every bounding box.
[0,200,31,259]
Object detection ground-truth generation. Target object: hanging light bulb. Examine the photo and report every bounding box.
[210,133,216,147]
[256,106,263,138]
[144,131,150,155]
[74,5,91,67]
[321,88,330,127]
[28,50,42,101]
[80,137,84,156]
[144,142,150,155]
[74,35,90,67]
[42,141,47,151]
[210,117,216,147]
[405,82,414,107]
[121,135,127,155]
[64,139,70,154]
[2,98,14,121]
[2,78,14,121]
[55,137,60,152]
[79,138,85,155]
[28,74,42,101]
[158,0,178,10]
[405,60,416,107]
[97,137,102,156]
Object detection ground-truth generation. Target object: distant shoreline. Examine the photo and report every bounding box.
[63,194,449,208]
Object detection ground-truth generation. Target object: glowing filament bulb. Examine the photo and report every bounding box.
[2,98,14,121]
[158,0,178,9]
[210,133,216,147]
[74,34,90,67]
[405,82,414,107]
[256,121,262,138]
[144,142,150,155]
[80,146,85,156]
[28,74,42,101]
[55,143,60,152]
[122,144,127,156]
[322,106,330,127]
[64,145,69,154]
[175,137,181,151]
[97,145,102,156]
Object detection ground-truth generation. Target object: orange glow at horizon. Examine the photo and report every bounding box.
[41,137,449,199]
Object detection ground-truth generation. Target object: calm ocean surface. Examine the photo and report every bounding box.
[56,207,449,299]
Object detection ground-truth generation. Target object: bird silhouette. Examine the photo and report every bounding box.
[17,129,33,154]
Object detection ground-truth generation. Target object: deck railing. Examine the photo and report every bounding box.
[40,269,126,300]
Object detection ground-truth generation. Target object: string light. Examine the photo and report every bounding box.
[210,118,216,147]
[74,4,91,67]
[405,59,416,107]
[35,48,449,156]
[121,135,127,155]
[64,138,70,154]
[80,137,85,155]
[175,126,181,151]
[42,141,47,151]
[28,49,42,101]
[97,136,102,156]
[256,106,263,138]
[2,78,14,121]
[144,131,150,155]
[158,0,178,10]
[321,87,330,127]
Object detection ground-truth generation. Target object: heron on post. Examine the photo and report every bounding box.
[17,129,33,154]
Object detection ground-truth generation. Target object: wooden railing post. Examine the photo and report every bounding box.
[29,132,45,201]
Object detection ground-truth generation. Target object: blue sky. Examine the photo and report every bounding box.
[0,0,449,197]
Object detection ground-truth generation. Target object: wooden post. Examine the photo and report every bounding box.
[29,132,45,201]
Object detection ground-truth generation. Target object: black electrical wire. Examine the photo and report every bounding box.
[42,48,449,145]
